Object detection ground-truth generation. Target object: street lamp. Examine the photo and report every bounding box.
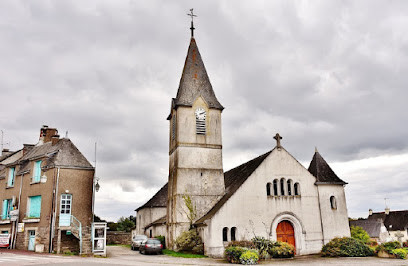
[95,178,100,192]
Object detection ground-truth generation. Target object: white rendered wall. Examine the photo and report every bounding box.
[136,207,166,235]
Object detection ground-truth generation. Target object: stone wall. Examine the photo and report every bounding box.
[106,231,131,245]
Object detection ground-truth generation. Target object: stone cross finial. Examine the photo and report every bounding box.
[187,9,197,37]
[274,133,282,148]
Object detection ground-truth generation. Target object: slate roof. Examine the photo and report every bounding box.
[144,215,166,230]
[17,138,93,175]
[368,210,408,231]
[135,183,168,212]
[350,219,383,238]
[308,151,346,185]
[195,150,272,224]
[171,38,223,113]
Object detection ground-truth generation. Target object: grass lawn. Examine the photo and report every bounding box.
[162,249,207,258]
[107,244,132,249]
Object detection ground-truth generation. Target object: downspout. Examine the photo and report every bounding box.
[49,167,60,252]
[48,167,57,253]
[316,185,326,245]
[13,173,24,249]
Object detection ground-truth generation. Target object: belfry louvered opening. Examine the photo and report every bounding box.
[195,109,206,135]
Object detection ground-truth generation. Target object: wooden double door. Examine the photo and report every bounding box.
[276,220,296,250]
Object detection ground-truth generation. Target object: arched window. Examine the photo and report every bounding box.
[294,183,300,196]
[222,227,228,242]
[280,178,285,196]
[273,180,278,196]
[330,196,337,209]
[195,108,206,135]
[266,183,271,196]
[287,179,292,196]
[231,227,237,241]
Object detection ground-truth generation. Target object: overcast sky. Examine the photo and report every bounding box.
[1,0,408,222]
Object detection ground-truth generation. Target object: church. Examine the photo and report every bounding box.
[135,23,351,257]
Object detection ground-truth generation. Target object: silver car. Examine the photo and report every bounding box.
[131,235,148,250]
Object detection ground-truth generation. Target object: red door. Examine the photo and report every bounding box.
[276,221,296,250]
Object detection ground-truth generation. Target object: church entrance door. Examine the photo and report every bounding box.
[276,220,296,250]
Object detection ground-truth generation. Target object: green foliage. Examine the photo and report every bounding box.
[225,246,247,264]
[182,194,197,228]
[116,217,135,232]
[268,241,295,258]
[239,250,259,265]
[251,237,274,259]
[350,226,370,244]
[154,235,166,249]
[163,249,206,258]
[226,240,256,249]
[403,240,408,248]
[322,237,374,257]
[376,241,401,254]
[93,215,106,222]
[175,230,204,254]
[391,248,407,259]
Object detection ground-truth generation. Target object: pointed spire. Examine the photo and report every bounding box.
[173,37,224,110]
[308,150,347,185]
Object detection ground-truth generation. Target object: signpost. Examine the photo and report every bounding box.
[0,234,10,248]
[10,210,19,222]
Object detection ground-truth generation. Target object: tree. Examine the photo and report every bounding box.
[350,225,370,243]
[182,193,196,229]
[117,216,136,232]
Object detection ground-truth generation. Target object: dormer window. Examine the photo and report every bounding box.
[195,108,206,135]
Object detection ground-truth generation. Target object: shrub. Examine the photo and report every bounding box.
[239,250,259,265]
[175,230,204,254]
[154,235,166,249]
[403,240,408,248]
[268,241,295,258]
[251,237,274,259]
[321,237,374,257]
[225,246,247,264]
[350,226,370,244]
[391,248,407,259]
[376,241,401,254]
[367,239,378,247]
[227,240,256,249]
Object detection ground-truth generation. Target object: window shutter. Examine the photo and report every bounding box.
[34,161,42,182]
[29,196,42,218]
[8,167,15,187]
[2,200,8,219]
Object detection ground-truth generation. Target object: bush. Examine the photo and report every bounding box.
[225,246,247,264]
[403,240,408,248]
[175,230,204,254]
[268,241,295,258]
[391,248,407,259]
[227,240,256,249]
[367,239,378,247]
[376,241,401,254]
[350,226,370,244]
[251,237,274,259]
[154,235,166,249]
[321,237,374,257]
[239,250,259,265]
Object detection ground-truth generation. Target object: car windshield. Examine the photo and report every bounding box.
[146,239,161,244]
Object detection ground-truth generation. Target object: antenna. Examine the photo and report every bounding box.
[1,130,10,151]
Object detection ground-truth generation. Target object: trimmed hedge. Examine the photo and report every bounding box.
[321,237,374,257]
[175,230,204,254]
[376,241,401,254]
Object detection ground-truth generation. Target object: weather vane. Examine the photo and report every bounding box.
[187,8,197,37]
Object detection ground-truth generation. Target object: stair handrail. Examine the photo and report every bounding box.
[70,215,82,255]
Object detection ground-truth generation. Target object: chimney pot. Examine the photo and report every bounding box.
[369,209,373,216]
[385,207,390,215]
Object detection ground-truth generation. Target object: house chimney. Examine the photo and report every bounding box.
[1,149,11,156]
[23,144,35,155]
[385,207,390,215]
[369,209,373,216]
[38,125,58,145]
[51,135,60,145]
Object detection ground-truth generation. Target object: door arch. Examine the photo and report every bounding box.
[276,220,296,249]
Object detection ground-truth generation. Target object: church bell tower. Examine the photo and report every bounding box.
[166,14,225,248]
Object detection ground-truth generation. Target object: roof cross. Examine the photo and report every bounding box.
[187,8,197,37]
[274,133,282,148]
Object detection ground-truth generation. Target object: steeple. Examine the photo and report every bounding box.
[308,150,347,185]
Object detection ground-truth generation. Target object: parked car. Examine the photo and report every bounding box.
[131,235,148,250]
[139,238,163,255]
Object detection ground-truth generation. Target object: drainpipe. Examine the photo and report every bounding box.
[48,167,57,253]
[49,167,60,253]
[316,186,326,245]
[12,173,25,249]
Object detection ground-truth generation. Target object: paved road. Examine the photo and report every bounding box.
[1,246,408,265]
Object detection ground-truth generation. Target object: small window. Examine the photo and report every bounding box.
[8,167,15,187]
[294,183,300,196]
[280,178,285,196]
[33,160,42,183]
[27,195,42,218]
[266,183,271,196]
[330,196,337,209]
[149,229,152,238]
[172,114,177,140]
[2,199,12,220]
[287,179,292,196]
[195,108,206,135]
[273,180,278,196]
[231,227,237,241]
[222,227,228,242]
